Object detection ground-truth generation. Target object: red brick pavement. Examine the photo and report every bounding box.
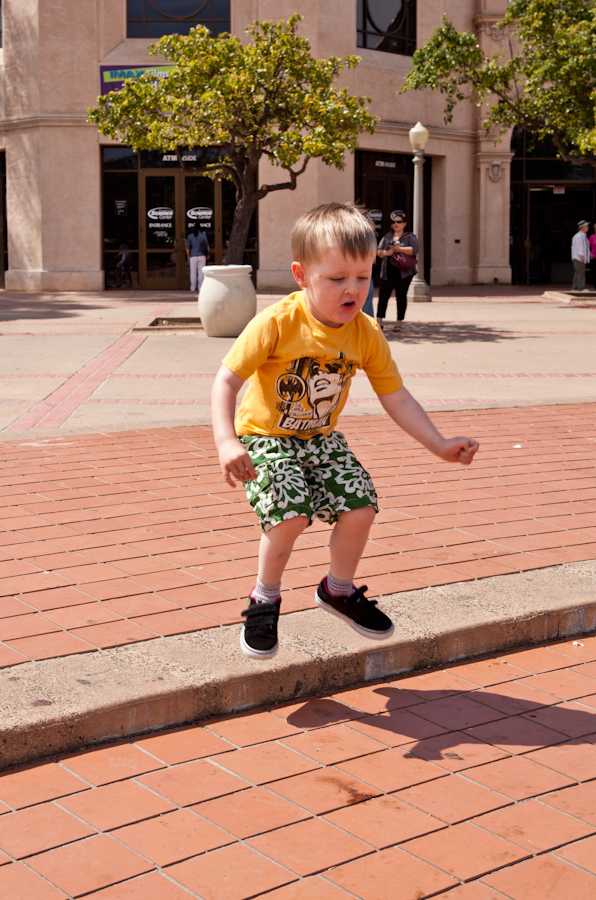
[0,403,595,668]
[0,637,596,898]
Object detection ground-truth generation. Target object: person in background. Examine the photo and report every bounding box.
[362,277,375,316]
[588,226,596,289]
[376,211,419,333]
[186,222,210,292]
[571,219,590,292]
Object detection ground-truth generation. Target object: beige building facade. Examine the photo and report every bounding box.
[0,0,517,292]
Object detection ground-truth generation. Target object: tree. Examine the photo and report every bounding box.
[88,15,377,263]
[400,0,596,165]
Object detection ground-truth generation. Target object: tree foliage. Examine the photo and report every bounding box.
[400,0,596,165]
[89,15,377,263]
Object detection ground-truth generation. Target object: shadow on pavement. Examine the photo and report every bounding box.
[385,323,525,344]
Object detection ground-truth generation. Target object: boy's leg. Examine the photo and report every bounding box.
[241,515,308,660]
[316,507,394,637]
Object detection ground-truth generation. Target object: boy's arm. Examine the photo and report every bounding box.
[212,365,257,487]
[378,386,479,465]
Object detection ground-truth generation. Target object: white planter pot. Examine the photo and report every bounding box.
[198,265,257,337]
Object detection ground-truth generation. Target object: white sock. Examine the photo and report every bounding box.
[252,579,281,604]
[326,573,354,598]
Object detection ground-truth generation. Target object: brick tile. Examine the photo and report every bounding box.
[280,723,386,765]
[166,843,295,900]
[444,656,531,687]
[541,780,596,825]
[248,817,372,876]
[130,570,207,591]
[130,608,215,635]
[0,862,67,900]
[101,593,179,618]
[59,780,175,830]
[0,596,36,618]
[270,698,362,730]
[472,681,559,716]
[556,834,596,875]
[61,742,165,785]
[331,682,421,714]
[0,612,60,641]
[483,853,596,899]
[138,758,249,806]
[74,578,149,601]
[521,700,596,736]
[28,833,152,898]
[518,668,596,701]
[269,767,381,814]
[474,798,594,851]
[324,793,445,848]
[193,599,244,624]
[327,845,457,900]
[498,645,579,673]
[463,753,575,800]
[17,585,93,611]
[413,695,506,731]
[0,571,72,593]
[157,582,235,607]
[346,707,448,747]
[396,772,512,824]
[404,820,529,881]
[84,871,195,900]
[71,619,158,648]
[393,668,479,700]
[0,804,95,858]
[0,644,29,667]
[552,636,596,663]
[261,878,354,900]
[526,738,596,780]
[195,786,310,838]
[438,885,513,900]
[40,602,121,629]
[403,731,510,771]
[465,715,568,754]
[216,743,318,785]
[114,808,233,866]
[135,724,234,764]
[0,762,88,809]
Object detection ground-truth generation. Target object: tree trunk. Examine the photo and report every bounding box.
[224,184,259,265]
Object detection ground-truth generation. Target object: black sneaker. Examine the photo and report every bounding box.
[315,579,394,640]
[240,597,281,659]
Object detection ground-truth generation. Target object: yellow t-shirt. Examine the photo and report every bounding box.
[222,291,403,439]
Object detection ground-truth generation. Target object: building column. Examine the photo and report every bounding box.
[473,148,513,284]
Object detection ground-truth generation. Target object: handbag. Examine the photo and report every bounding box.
[389,248,417,271]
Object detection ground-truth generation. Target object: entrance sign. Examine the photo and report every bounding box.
[114,200,127,216]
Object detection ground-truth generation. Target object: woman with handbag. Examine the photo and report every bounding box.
[376,211,419,333]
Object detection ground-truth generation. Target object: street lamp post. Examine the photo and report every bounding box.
[407,121,432,302]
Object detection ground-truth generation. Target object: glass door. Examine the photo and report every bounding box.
[139,173,182,289]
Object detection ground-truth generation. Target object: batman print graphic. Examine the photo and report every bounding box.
[275,353,357,433]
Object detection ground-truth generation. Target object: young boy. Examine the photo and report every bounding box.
[212,203,479,659]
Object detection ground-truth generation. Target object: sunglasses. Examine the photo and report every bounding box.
[393,220,405,224]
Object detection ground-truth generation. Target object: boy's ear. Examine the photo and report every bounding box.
[291,261,307,288]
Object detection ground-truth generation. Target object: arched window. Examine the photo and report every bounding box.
[127,0,230,39]
[357,0,416,57]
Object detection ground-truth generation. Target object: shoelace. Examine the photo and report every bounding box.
[347,585,378,607]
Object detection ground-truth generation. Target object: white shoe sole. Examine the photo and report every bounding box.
[315,594,395,640]
[240,628,278,659]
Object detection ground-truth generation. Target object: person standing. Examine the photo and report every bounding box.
[186,222,210,292]
[589,227,596,289]
[571,220,590,292]
[376,211,419,333]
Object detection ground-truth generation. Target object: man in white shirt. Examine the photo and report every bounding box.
[571,220,590,292]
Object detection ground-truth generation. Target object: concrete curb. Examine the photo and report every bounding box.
[1,561,595,769]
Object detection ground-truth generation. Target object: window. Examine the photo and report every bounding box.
[357,0,416,57]
[127,0,230,39]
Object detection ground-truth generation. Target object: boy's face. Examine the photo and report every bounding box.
[291,249,374,329]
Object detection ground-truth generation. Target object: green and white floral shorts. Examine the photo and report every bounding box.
[238,431,378,532]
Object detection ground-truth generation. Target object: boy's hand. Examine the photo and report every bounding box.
[219,438,257,487]
[439,437,479,466]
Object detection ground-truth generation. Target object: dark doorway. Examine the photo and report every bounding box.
[355,149,431,284]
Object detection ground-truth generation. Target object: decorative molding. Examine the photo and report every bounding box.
[488,160,502,182]
[0,114,92,132]
[473,14,511,42]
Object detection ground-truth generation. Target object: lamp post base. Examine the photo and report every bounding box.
[407,277,432,302]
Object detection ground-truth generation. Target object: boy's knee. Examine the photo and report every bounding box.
[337,505,376,529]
[264,513,310,538]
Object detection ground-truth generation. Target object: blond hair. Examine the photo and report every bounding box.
[291,202,377,264]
